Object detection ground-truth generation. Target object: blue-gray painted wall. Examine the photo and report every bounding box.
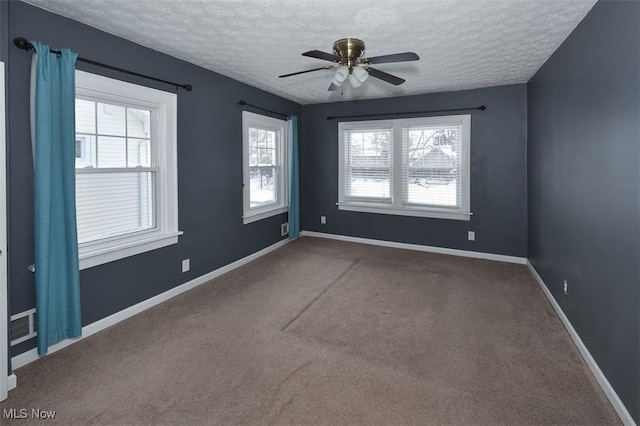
[4,1,638,421]
[300,85,528,257]
[527,1,639,422]
[6,1,300,358]
[0,1,8,63]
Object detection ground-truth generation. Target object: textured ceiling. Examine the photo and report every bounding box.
[22,0,596,105]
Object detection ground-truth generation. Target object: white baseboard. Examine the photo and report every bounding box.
[10,238,290,370]
[300,231,527,264]
[526,261,635,426]
[7,374,16,391]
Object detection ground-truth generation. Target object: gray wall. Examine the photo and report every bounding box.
[0,1,7,63]
[300,85,528,257]
[5,1,637,421]
[527,1,639,422]
[7,1,300,357]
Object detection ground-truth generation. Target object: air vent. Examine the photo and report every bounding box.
[10,308,37,346]
[10,316,29,341]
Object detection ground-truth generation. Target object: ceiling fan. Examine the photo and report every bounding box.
[278,38,419,91]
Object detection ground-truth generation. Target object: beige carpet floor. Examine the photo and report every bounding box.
[1,237,619,425]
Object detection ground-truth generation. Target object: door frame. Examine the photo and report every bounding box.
[0,60,8,402]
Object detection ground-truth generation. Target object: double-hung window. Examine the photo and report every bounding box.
[338,115,471,221]
[242,111,288,224]
[75,71,180,269]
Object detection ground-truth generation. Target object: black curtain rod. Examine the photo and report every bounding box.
[238,100,290,120]
[13,37,192,92]
[327,105,486,121]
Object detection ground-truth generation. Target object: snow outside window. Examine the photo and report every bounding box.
[338,115,471,221]
[242,112,289,224]
[75,71,181,269]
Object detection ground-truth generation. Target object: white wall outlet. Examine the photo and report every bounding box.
[281,222,289,236]
[321,216,326,224]
[468,231,475,241]
[182,259,190,273]
[563,280,568,295]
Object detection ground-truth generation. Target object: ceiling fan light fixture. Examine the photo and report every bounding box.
[331,66,349,86]
[348,73,362,88]
[352,66,369,83]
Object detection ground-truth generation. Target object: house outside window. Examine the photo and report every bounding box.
[74,135,93,167]
[75,71,180,269]
[242,111,289,224]
[338,114,471,221]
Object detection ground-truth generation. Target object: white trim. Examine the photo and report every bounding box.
[76,70,176,107]
[338,114,472,221]
[300,231,526,264]
[7,374,16,391]
[337,203,472,221]
[75,70,180,270]
[10,238,290,370]
[242,206,288,225]
[526,261,635,426]
[242,111,289,224]
[79,231,183,270]
[0,61,8,402]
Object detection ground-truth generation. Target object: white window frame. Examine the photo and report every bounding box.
[338,114,472,221]
[242,111,289,224]
[75,71,181,269]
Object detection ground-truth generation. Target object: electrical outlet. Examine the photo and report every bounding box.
[182,259,190,273]
[468,231,475,241]
[321,216,326,224]
[281,222,289,236]
[563,280,568,295]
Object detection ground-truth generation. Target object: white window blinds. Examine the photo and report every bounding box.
[338,114,471,221]
[402,123,462,208]
[342,127,393,202]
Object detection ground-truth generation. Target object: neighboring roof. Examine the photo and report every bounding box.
[411,147,455,168]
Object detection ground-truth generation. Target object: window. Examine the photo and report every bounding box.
[242,111,288,224]
[338,115,471,221]
[75,71,180,269]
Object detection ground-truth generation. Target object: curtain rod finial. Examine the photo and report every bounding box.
[14,37,33,51]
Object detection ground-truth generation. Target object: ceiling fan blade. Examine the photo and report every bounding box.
[366,67,406,85]
[328,82,341,91]
[302,50,341,62]
[278,66,334,78]
[363,52,419,65]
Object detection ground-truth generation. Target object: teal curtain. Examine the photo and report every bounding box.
[287,115,300,239]
[31,41,82,355]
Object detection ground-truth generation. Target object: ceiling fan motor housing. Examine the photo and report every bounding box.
[333,38,366,71]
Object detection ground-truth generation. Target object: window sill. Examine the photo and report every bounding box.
[79,231,183,270]
[337,203,472,221]
[243,206,288,224]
